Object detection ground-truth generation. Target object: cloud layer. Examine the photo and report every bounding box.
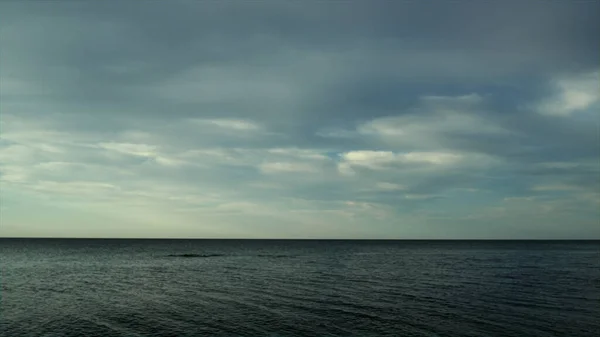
[1,1,599,238]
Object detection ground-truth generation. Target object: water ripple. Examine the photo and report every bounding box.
[1,239,599,337]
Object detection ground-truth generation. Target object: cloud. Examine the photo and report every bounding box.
[503,196,536,202]
[259,162,319,174]
[191,118,262,131]
[0,1,598,238]
[337,150,463,176]
[355,93,509,150]
[97,142,157,157]
[375,182,406,191]
[531,184,583,192]
[403,152,462,165]
[536,71,600,116]
[404,194,439,200]
[340,151,399,170]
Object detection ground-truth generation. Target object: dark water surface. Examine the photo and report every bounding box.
[1,239,599,337]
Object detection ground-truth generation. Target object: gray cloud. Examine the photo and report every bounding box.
[1,1,598,238]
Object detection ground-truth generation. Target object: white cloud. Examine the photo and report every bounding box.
[0,165,29,183]
[341,150,398,169]
[177,147,331,174]
[178,148,234,162]
[537,70,600,116]
[337,162,356,176]
[419,93,484,106]
[190,118,261,131]
[97,142,185,167]
[31,180,121,196]
[2,1,599,239]
[358,111,506,144]
[0,114,351,235]
[375,182,406,191]
[403,152,462,165]
[266,148,328,160]
[338,150,463,175]
[97,142,157,157]
[259,161,319,174]
[338,200,394,220]
[357,94,507,146]
[154,156,186,167]
[323,94,507,181]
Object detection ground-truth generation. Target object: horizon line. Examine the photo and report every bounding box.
[1,237,599,241]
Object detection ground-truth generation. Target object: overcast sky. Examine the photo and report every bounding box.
[1,1,598,239]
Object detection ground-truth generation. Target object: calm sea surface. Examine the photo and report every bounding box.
[1,239,599,337]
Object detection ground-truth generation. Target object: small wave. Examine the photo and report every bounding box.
[256,254,296,258]
[166,253,225,258]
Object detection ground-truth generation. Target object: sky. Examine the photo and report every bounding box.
[0,1,599,239]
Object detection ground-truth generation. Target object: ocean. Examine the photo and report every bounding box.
[1,239,599,337]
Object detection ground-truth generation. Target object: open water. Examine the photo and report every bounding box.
[1,239,599,336]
